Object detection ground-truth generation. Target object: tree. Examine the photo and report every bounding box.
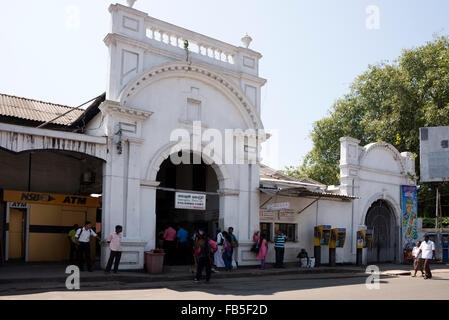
[285,35,449,217]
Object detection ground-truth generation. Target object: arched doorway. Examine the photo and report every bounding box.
[155,152,220,265]
[365,200,397,263]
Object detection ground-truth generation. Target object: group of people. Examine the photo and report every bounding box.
[68,222,123,273]
[252,229,309,269]
[411,234,436,279]
[159,225,241,282]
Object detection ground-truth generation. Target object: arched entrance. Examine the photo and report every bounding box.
[365,200,397,263]
[155,152,220,265]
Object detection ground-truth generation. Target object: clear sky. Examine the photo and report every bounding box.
[1,0,449,170]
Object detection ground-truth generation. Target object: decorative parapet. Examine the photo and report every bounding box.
[107,3,262,75]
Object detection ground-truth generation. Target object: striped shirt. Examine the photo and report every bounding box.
[275,234,287,248]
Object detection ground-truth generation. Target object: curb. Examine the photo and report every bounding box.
[0,267,366,286]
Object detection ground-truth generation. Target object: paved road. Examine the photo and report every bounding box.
[1,271,449,300]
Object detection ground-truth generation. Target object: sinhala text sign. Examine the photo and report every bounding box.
[175,192,206,210]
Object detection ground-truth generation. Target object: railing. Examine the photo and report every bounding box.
[145,17,236,65]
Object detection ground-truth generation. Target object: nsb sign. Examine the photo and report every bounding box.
[4,190,100,208]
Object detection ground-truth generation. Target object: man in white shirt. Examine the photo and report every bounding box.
[75,221,101,272]
[411,241,424,277]
[418,235,436,279]
[105,225,123,274]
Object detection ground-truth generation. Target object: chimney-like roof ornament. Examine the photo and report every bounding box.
[126,0,137,8]
[241,33,253,49]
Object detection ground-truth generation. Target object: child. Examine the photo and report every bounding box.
[297,249,310,268]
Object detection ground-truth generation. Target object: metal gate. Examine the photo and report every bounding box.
[365,200,396,263]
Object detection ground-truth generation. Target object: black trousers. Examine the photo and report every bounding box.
[423,259,432,279]
[164,240,176,265]
[196,256,211,281]
[69,242,78,262]
[106,250,122,273]
[275,247,285,267]
[78,242,91,270]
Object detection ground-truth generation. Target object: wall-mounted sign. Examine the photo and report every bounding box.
[259,210,275,221]
[9,202,28,209]
[175,192,206,210]
[267,202,290,211]
[3,190,101,208]
[279,210,296,221]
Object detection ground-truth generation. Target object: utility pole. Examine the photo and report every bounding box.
[435,188,439,230]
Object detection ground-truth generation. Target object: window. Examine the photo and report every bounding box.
[275,223,297,242]
[260,223,272,242]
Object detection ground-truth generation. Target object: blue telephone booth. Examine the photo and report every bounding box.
[442,234,449,263]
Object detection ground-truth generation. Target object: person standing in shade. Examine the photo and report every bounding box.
[418,235,436,279]
[228,227,239,268]
[194,232,212,283]
[222,231,233,272]
[214,229,225,268]
[163,225,177,265]
[256,233,268,270]
[75,221,101,272]
[274,229,287,268]
[176,225,189,265]
[105,225,123,274]
[67,224,79,263]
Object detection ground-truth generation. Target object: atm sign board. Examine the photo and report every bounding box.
[175,192,206,210]
[3,190,101,208]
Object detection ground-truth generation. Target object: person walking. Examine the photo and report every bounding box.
[194,232,212,283]
[67,224,79,263]
[163,225,177,265]
[105,225,123,274]
[256,233,268,270]
[418,235,436,279]
[411,241,424,277]
[75,222,101,272]
[274,229,287,268]
[222,231,233,271]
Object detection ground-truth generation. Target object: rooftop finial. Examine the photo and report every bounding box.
[241,33,253,49]
[126,0,137,8]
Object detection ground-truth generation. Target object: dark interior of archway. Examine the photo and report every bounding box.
[155,152,219,265]
[365,200,396,263]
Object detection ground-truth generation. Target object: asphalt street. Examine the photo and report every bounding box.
[1,271,449,300]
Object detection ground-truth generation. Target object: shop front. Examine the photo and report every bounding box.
[3,190,101,262]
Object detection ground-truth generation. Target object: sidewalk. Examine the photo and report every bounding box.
[1,261,448,291]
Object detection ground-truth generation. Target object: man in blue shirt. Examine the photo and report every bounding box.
[274,229,287,268]
[176,225,189,264]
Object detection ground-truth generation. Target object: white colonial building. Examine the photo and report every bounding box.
[0,2,417,269]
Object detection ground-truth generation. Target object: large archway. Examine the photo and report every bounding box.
[365,199,397,263]
[155,152,220,265]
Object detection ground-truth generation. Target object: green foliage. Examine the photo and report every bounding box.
[285,36,449,215]
[422,217,449,228]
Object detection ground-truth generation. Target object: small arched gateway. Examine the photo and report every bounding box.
[340,138,416,264]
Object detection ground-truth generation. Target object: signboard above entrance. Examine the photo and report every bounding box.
[175,192,206,210]
[3,190,101,208]
[267,202,290,211]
